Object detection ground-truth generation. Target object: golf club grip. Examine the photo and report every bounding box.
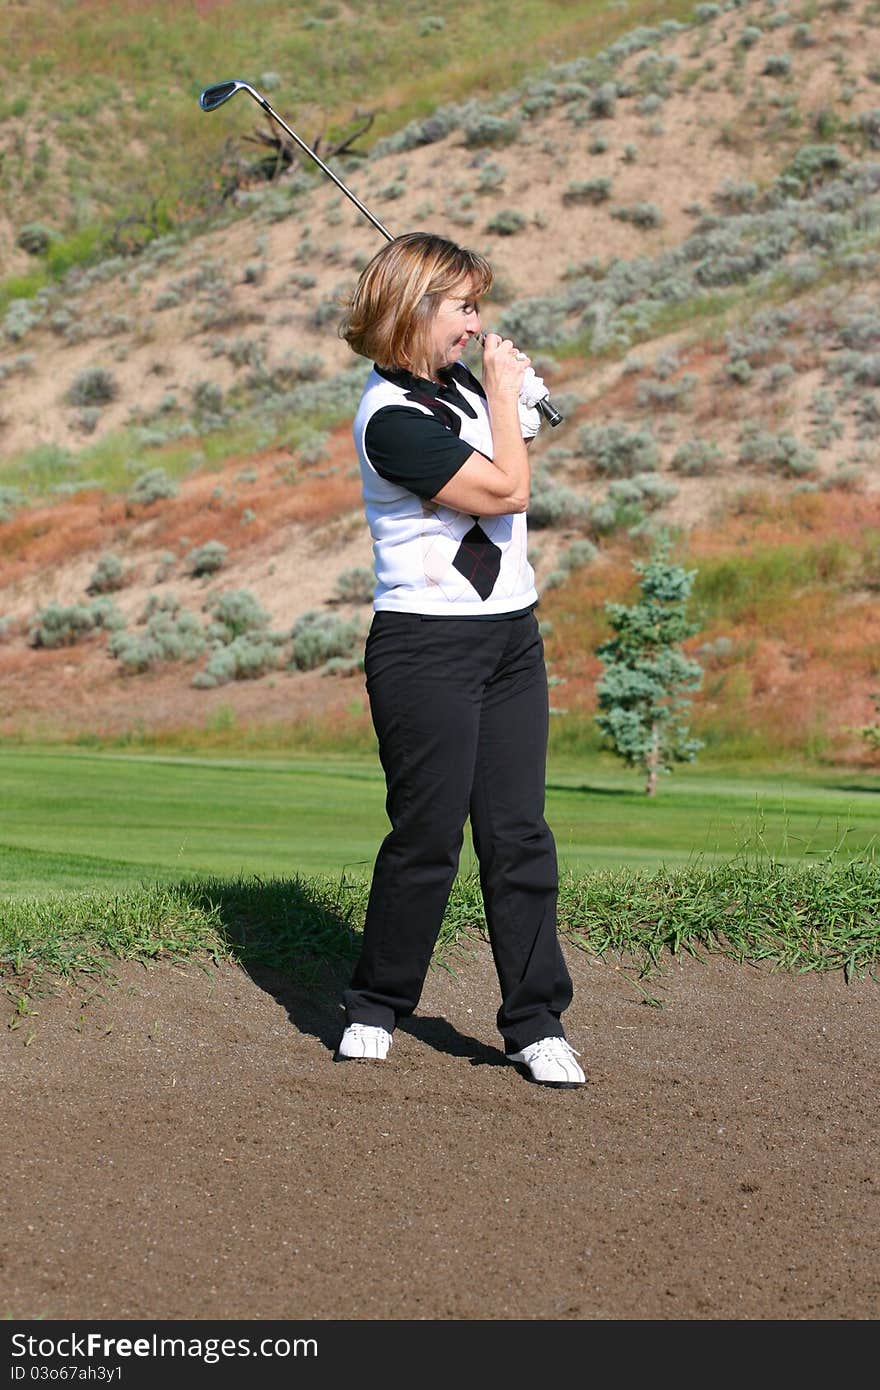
[536,395,563,427]
[474,332,564,427]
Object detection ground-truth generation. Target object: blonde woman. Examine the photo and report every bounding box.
[335,233,584,1088]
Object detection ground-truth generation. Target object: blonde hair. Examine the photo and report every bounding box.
[340,232,493,379]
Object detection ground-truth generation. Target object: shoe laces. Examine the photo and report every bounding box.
[347,1023,390,1042]
[530,1037,580,1062]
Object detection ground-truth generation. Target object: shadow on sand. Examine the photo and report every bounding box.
[191,874,504,1065]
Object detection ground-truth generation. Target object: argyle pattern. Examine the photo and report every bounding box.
[451,519,502,600]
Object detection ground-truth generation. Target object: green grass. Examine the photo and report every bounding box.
[0,373,361,500]
[1,748,876,996]
[2,857,877,1006]
[0,747,877,897]
[690,537,873,627]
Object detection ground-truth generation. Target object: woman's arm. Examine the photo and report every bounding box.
[432,334,530,516]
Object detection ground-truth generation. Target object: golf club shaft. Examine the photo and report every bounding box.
[233,84,394,240]
[199,81,563,426]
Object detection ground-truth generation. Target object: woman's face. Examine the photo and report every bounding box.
[428,280,481,376]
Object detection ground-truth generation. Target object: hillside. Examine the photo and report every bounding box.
[1,0,880,762]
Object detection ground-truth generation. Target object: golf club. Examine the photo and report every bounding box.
[199,79,564,427]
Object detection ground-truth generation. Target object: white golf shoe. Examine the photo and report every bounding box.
[507,1036,586,1088]
[335,1023,393,1061]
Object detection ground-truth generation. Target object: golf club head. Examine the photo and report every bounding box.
[199,80,257,112]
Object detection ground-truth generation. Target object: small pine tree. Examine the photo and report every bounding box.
[594,539,703,795]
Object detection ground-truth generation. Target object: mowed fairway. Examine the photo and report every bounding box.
[0,747,877,897]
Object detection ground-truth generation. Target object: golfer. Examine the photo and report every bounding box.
[335,232,584,1088]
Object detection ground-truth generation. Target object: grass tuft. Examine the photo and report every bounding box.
[3,854,877,1012]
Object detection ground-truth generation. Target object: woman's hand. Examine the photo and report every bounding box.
[431,332,532,516]
[481,332,530,401]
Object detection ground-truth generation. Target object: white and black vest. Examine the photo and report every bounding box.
[352,363,538,617]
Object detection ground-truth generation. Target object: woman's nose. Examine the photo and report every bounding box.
[466,308,481,332]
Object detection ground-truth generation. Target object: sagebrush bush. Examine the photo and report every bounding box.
[577,423,659,477]
[635,374,696,411]
[0,352,35,384]
[29,604,95,649]
[837,307,880,350]
[828,350,880,388]
[727,358,753,386]
[203,589,271,642]
[312,294,344,328]
[332,568,374,604]
[475,161,507,192]
[589,82,618,118]
[463,113,521,147]
[544,537,598,588]
[527,472,591,529]
[739,25,762,48]
[486,210,527,236]
[763,54,792,78]
[618,473,678,509]
[66,366,118,407]
[670,439,723,475]
[635,51,678,96]
[4,299,45,342]
[29,599,123,649]
[192,380,224,414]
[636,93,664,117]
[185,540,227,578]
[737,426,818,477]
[611,202,663,229]
[762,363,796,392]
[16,223,53,255]
[562,178,612,205]
[128,467,178,506]
[140,593,182,622]
[193,633,285,688]
[322,655,364,677]
[109,602,206,673]
[590,495,645,536]
[496,296,569,349]
[790,23,816,49]
[289,610,362,671]
[86,552,125,595]
[712,179,757,214]
[780,144,847,195]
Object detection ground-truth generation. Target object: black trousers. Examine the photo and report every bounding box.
[343,607,573,1054]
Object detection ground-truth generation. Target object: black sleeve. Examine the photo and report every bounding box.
[364,405,477,500]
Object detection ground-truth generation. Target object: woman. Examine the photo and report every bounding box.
[335,232,584,1088]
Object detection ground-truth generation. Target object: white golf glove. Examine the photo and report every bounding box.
[518,399,542,440]
[519,366,548,409]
